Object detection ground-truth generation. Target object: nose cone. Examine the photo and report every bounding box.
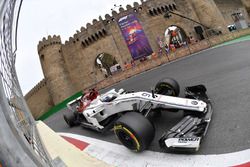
[199,101,207,112]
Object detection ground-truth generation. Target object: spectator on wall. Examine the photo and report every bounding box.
[152,52,157,59]
[165,44,170,55]
[169,43,176,52]
[157,36,164,57]
[131,59,136,68]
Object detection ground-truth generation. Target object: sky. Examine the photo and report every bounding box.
[16,0,141,94]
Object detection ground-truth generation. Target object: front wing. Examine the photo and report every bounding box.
[159,85,213,152]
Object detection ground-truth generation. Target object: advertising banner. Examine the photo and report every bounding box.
[118,14,153,60]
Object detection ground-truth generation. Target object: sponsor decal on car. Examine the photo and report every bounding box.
[178,137,200,143]
[191,101,198,105]
[164,137,201,148]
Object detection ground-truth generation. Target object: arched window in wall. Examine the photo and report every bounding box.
[95,53,121,77]
[164,25,188,48]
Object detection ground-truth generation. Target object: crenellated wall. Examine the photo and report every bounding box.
[25,79,53,119]
[38,35,76,104]
[61,0,199,90]
[25,0,250,118]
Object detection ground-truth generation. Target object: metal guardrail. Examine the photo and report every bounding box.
[0,0,54,166]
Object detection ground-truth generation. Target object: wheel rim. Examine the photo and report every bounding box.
[116,129,137,150]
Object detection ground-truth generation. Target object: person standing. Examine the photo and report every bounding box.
[164,44,170,61]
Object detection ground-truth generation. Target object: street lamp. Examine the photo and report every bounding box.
[164,11,212,46]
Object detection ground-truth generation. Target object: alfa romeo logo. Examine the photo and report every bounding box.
[191,101,198,105]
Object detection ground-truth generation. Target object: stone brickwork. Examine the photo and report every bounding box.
[94,28,250,92]
[215,0,250,26]
[25,79,53,119]
[191,0,228,33]
[38,35,76,104]
[25,0,250,118]
[241,0,250,15]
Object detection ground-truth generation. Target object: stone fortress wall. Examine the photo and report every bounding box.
[24,0,250,119]
[25,79,53,119]
[215,0,250,26]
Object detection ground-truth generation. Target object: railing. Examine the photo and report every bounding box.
[0,0,53,166]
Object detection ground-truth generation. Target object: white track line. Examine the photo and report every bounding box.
[59,133,250,167]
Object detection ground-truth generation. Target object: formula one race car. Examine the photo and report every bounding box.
[63,78,213,153]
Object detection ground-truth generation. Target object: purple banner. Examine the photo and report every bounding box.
[118,14,153,60]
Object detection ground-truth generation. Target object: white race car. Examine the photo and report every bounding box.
[64,78,213,153]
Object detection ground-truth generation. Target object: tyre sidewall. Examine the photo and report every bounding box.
[114,112,155,152]
[63,111,77,127]
[155,78,180,96]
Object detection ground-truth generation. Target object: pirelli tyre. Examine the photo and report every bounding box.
[155,78,180,97]
[114,112,155,152]
[63,111,77,127]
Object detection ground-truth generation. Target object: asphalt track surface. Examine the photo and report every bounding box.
[45,40,250,155]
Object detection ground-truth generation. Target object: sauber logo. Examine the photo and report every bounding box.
[178,138,200,143]
[191,101,198,105]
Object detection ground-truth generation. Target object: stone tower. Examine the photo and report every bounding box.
[37,35,75,104]
[241,0,250,15]
[189,0,228,33]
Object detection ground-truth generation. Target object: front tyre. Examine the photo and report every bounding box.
[114,112,155,152]
[155,78,180,96]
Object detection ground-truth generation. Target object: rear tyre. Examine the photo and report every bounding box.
[114,112,155,152]
[155,78,180,96]
[63,111,77,127]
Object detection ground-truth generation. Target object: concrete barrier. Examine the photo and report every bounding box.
[36,121,111,167]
